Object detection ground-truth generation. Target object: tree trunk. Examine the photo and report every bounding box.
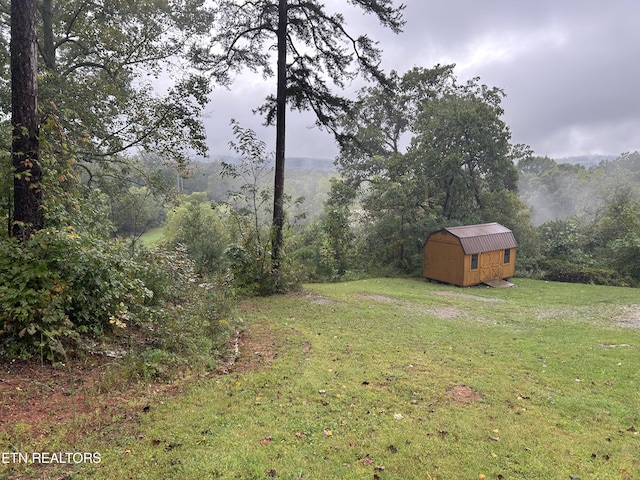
[271,0,287,287]
[39,0,56,70]
[11,0,42,239]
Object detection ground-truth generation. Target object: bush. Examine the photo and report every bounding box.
[134,246,236,372]
[163,193,229,273]
[0,228,151,360]
[539,259,631,287]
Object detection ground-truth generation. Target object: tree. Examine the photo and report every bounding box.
[1,0,213,228]
[163,192,229,273]
[336,65,456,186]
[200,0,405,288]
[10,0,42,239]
[221,121,274,292]
[409,82,523,221]
[334,68,529,272]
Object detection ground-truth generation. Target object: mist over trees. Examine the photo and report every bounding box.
[517,152,640,285]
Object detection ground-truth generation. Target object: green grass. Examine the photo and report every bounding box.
[139,226,165,247]
[4,278,640,479]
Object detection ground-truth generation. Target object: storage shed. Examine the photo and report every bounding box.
[423,223,517,287]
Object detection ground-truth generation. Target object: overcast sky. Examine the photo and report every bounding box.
[203,1,640,161]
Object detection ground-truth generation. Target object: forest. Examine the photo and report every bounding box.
[1,0,639,366]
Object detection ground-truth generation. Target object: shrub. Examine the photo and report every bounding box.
[134,245,236,372]
[163,192,229,273]
[0,228,151,360]
[539,259,631,287]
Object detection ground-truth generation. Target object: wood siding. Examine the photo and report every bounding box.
[423,231,466,286]
[423,226,517,287]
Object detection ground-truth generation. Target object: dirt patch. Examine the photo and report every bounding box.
[354,293,398,303]
[446,384,482,403]
[354,292,472,320]
[223,324,279,374]
[304,292,336,305]
[418,306,470,320]
[614,305,640,328]
[1,334,264,448]
[0,357,168,441]
[432,290,504,303]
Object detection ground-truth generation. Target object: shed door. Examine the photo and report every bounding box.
[480,251,501,281]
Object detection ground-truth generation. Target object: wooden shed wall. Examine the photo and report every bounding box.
[423,231,466,286]
[423,232,517,287]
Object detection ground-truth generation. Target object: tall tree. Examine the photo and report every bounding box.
[409,79,522,221]
[10,0,42,238]
[334,68,530,272]
[2,1,213,202]
[336,65,455,186]
[200,0,405,287]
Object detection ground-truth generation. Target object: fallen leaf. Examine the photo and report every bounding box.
[260,436,273,445]
[323,429,333,437]
[374,465,385,471]
[489,436,500,442]
[363,456,374,466]
[267,468,277,477]
[295,432,305,438]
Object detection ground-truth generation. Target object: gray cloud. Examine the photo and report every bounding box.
[204,1,640,160]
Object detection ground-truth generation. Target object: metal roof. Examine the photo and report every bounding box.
[442,222,517,255]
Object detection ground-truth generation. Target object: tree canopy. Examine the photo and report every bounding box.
[0,0,213,174]
[333,66,530,272]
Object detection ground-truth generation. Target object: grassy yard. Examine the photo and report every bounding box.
[138,226,165,247]
[3,278,640,479]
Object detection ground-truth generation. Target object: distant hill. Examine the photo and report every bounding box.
[205,153,622,170]
[287,157,336,170]
[201,155,336,171]
[556,154,618,167]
